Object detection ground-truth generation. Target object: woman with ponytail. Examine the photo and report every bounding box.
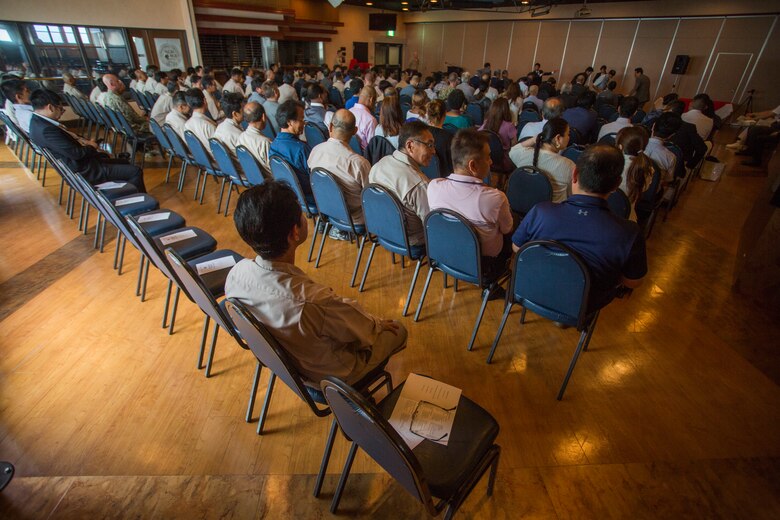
[509,117,574,202]
[616,126,653,221]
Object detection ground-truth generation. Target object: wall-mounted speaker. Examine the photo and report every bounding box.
[671,55,690,75]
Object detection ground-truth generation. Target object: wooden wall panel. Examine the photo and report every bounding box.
[744,16,780,113]
[461,22,488,74]
[441,22,465,69]
[656,18,722,100]
[485,21,513,71]
[507,21,540,77]
[405,23,424,70]
[559,20,601,85]
[593,20,638,92]
[626,19,678,101]
[534,21,569,77]
[421,23,444,74]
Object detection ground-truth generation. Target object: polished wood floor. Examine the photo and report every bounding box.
[0,133,778,519]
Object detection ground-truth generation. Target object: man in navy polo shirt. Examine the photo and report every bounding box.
[512,144,647,311]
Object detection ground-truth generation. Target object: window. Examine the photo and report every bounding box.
[33,24,51,43]
[48,25,63,43]
[78,27,90,44]
[63,26,77,44]
[0,29,12,43]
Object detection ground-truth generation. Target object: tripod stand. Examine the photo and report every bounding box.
[736,89,755,117]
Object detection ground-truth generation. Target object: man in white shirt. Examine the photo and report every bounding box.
[201,76,223,121]
[237,102,272,175]
[89,81,103,104]
[132,69,147,92]
[1,79,33,133]
[214,92,245,154]
[308,109,371,225]
[184,88,217,150]
[62,73,87,100]
[150,71,169,96]
[278,73,298,104]
[164,91,190,139]
[645,112,680,184]
[151,81,178,126]
[222,68,246,97]
[598,96,639,140]
[519,97,564,145]
[348,86,377,149]
[681,96,714,141]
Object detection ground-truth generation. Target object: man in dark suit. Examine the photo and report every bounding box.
[28,89,146,192]
[629,67,651,109]
[666,100,708,169]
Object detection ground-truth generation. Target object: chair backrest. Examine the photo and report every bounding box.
[269,155,315,216]
[209,138,245,186]
[100,105,123,134]
[479,130,506,169]
[235,145,268,186]
[562,144,585,163]
[348,134,362,154]
[224,298,331,415]
[597,103,617,121]
[569,126,584,146]
[442,122,458,134]
[505,166,553,216]
[261,121,276,140]
[465,103,484,126]
[424,209,482,286]
[607,188,631,219]
[511,240,591,329]
[664,141,686,178]
[364,135,396,165]
[320,377,432,509]
[310,168,355,231]
[522,101,539,113]
[184,130,217,172]
[328,86,343,108]
[149,119,172,152]
[304,122,328,148]
[631,110,646,124]
[164,248,240,339]
[362,184,414,256]
[419,153,441,180]
[519,108,542,124]
[598,132,617,145]
[163,124,190,160]
[344,87,353,100]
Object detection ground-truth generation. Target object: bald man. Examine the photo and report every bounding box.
[519,96,564,145]
[348,86,378,149]
[308,109,371,224]
[102,73,149,134]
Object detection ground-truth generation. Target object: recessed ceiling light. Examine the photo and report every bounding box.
[431,0,438,3]
[402,7,409,10]
[366,1,373,4]
[521,0,529,4]
[401,1,408,4]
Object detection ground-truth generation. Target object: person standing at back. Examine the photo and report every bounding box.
[628,67,651,109]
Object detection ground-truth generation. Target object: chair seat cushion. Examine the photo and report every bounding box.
[154,226,217,260]
[187,249,244,298]
[96,182,138,200]
[376,239,426,260]
[138,209,186,236]
[378,382,499,500]
[114,194,159,216]
[329,220,365,236]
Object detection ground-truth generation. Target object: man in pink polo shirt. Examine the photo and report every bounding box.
[427,128,514,280]
[348,86,377,149]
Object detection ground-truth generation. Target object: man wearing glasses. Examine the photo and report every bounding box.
[28,89,146,192]
[368,120,434,246]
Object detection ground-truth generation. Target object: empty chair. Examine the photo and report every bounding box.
[348,134,362,154]
[328,86,343,108]
[235,145,269,186]
[414,209,506,351]
[505,166,553,218]
[149,119,176,183]
[209,138,250,216]
[486,240,600,400]
[607,188,631,219]
[270,155,320,262]
[562,144,585,163]
[163,124,194,191]
[184,130,224,207]
[598,132,617,146]
[304,122,328,149]
[224,298,393,497]
[321,376,501,516]
[359,185,426,316]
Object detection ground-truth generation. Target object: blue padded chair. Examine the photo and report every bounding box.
[349,134,362,154]
[270,155,320,262]
[344,87,354,101]
[309,168,367,285]
[517,108,541,137]
[304,122,329,149]
[442,122,459,134]
[607,188,631,219]
[209,138,249,216]
[163,124,194,192]
[149,118,176,183]
[596,103,618,121]
[224,298,393,498]
[414,209,505,351]
[359,185,426,316]
[235,145,269,186]
[598,132,617,145]
[261,122,276,140]
[420,153,441,180]
[113,109,156,168]
[184,130,224,207]
[465,102,484,126]
[486,240,600,400]
[562,144,585,164]
[321,376,501,516]
[505,166,553,218]
[165,248,246,379]
[480,129,512,175]
[631,110,646,124]
[328,86,344,108]
[637,161,664,238]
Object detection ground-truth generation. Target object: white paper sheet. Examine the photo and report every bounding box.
[114,196,146,207]
[195,255,237,275]
[137,212,171,223]
[388,373,461,449]
[159,229,197,245]
[95,181,127,190]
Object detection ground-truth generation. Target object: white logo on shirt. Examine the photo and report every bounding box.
[578,209,589,216]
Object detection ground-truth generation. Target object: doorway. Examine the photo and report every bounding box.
[374,43,403,72]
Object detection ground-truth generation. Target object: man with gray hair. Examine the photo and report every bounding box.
[261,81,281,135]
[102,73,149,133]
[164,91,190,139]
[62,72,87,100]
[308,109,371,225]
[518,96,564,145]
[237,101,272,174]
[456,71,475,101]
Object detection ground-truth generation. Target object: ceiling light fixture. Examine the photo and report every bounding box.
[402,7,409,10]
[366,1,373,4]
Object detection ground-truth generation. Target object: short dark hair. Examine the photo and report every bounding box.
[231,67,243,78]
[607,81,617,91]
[576,144,624,194]
[635,67,644,74]
[261,81,277,99]
[662,93,679,105]
[30,88,62,110]
[166,80,178,95]
[665,100,685,115]
[398,120,431,150]
[222,92,245,118]
[1,79,26,103]
[576,91,596,109]
[185,88,205,109]
[233,181,302,259]
[446,89,466,111]
[201,75,216,89]
[276,99,303,130]
[653,112,681,138]
[283,73,294,85]
[251,76,265,92]
[244,101,266,123]
[155,71,167,82]
[172,91,188,107]
[619,96,640,117]
[308,83,324,101]
[349,78,364,93]
[451,128,489,170]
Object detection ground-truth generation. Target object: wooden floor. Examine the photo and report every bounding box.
[0,133,778,519]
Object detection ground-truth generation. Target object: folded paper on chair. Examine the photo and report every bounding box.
[95,181,127,190]
[138,212,171,223]
[195,255,237,275]
[115,196,146,206]
[159,229,197,245]
[389,373,461,449]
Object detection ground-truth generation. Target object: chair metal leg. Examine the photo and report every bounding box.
[467,288,491,351]
[316,418,339,498]
[216,178,227,213]
[117,236,127,274]
[391,252,396,264]
[329,441,358,513]
[454,278,459,292]
[582,311,600,352]
[177,163,188,192]
[197,315,211,369]
[42,161,47,186]
[358,242,378,292]
[162,280,173,328]
[486,302,515,364]
[92,214,102,247]
[223,184,235,217]
[204,322,220,378]
[520,307,527,324]
[164,154,174,183]
[257,373,276,435]
[98,218,108,252]
[314,222,330,268]
[349,235,367,287]
[168,287,181,335]
[413,267,435,322]
[306,216,320,262]
[557,329,590,401]
[487,448,500,496]
[401,255,405,268]
[198,173,208,204]
[245,361,262,423]
[135,256,146,296]
[402,259,423,317]
[193,169,202,200]
[140,256,150,302]
[113,234,122,269]
[58,177,65,205]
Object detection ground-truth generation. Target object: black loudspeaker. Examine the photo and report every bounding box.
[671,55,690,75]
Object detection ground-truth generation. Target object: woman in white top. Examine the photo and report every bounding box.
[616,126,655,221]
[508,117,574,203]
[405,91,428,123]
[502,82,523,125]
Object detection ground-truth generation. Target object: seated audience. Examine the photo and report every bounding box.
[426,99,454,177]
[665,100,707,169]
[512,144,647,312]
[479,97,517,151]
[1,79,33,133]
[400,73,421,99]
[616,126,654,221]
[510,117,574,203]
[406,91,428,123]
[369,121,433,245]
[164,91,190,139]
[278,74,298,104]
[598,96,639,140]
[592,65,609,91]
[237,101,272,174]
[184,88,217,149]
[303,83,328,132]
[29,88,145,192]
[269,99,312,194]
[597,80,618,106]
[444,89,471,129]
[681,95,714,141]
[102,74,149,134]
[645,112,680,183]
[375,96,403,148]
[62,73,87,100]
[201,75,223,121]
[222,68,245,96]
[732,105,780,167]
[225,181,407,385]
[261,81,281,135]
[563,91,598,143]
[150,80,178,126]
[214,92,245,153]
[247,76,266,106]
[519,97,565,144]
[525,84,544,111]
[344,78,363,110]
[348,86,378,149]
[456,72,475,101]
